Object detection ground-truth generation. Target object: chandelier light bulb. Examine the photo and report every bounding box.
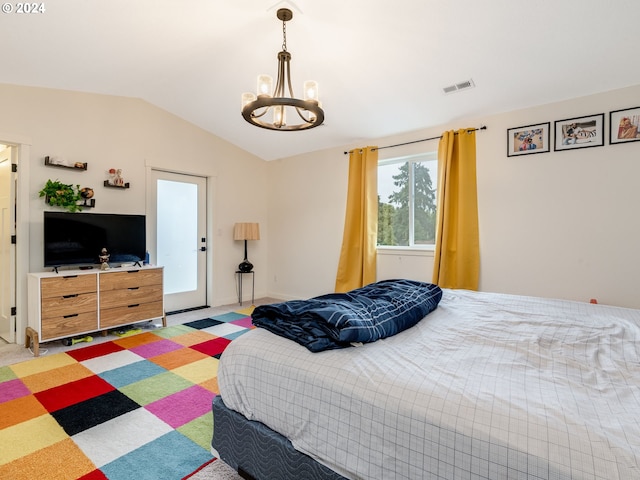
[241,92,257,109]
[303,81,319,102]
[274,105,286,128]
[257,75,273,97]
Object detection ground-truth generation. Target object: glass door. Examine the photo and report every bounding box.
[148,170,207,312]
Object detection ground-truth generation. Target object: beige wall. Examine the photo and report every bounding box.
[268,84,640,308]
[266,148,348,299]
[477,84,640,308]
[4,81,640,347]
[0,83,268,344]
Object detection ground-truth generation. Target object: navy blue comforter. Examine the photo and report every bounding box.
[251,279,443,352]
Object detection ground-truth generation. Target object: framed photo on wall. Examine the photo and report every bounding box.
[554,113,604,151]
[507,122,550,157]
[609,107,640,144]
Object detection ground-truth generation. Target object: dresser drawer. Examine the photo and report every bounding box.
[41,274,97,298]
[100,301,164,328]
[41,292,98,319]
[100,269,162,291]
[41,311,98,340]
[99,285,163,310]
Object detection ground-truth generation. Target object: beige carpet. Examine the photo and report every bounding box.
[186,459,242,480]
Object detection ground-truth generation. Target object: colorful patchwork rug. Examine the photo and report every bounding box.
[0,309,254,480]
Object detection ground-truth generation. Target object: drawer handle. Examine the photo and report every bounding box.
[128,287,140,291]
[127,270,140,274]
[63,275,78,279]
[63,313,79,318]
[63,294,79,298]
[128,304,140,308]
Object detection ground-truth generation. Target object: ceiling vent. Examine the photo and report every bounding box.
[443,78,475,94]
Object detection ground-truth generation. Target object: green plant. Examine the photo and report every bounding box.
[39,179,83,212]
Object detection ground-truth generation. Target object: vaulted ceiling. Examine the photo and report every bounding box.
[2,0,639,160]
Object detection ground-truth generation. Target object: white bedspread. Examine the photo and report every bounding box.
[218,289,640,479]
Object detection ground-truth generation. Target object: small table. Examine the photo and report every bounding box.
[236,271,255,306]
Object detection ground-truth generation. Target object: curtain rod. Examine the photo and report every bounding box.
[344,126,487,155]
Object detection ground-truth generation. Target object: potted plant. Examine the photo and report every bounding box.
[39,179,84,212]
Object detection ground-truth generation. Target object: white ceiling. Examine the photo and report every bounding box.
[2,1,639,161]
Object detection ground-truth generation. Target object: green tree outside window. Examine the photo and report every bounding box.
[378,155,437,246]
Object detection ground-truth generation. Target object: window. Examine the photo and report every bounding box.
[378,152,438,247]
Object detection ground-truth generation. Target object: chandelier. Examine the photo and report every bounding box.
[241,8,324,131]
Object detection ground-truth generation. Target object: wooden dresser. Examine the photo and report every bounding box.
[28,266,164,354]
[38,273,98,340]
[99,268,164,328]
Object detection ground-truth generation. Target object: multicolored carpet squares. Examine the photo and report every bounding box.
[0,309,254,480]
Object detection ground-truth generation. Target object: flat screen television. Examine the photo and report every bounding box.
[44,211,146,268]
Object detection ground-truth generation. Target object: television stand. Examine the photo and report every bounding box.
[27,266,165,356]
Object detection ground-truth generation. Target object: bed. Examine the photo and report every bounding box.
[211,282,640,480]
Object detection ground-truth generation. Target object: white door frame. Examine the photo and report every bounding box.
[0,146,15,342]
[0,133,31,345]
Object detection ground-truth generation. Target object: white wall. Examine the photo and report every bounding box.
[0,83,268,343]
[268,84,640,309]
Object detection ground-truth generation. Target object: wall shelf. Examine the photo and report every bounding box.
[45,156,87,170]
[103,180,130,189]
[45,195,95,209]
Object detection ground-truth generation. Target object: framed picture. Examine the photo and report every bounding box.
[609,107,640,145]
[554,113,604,151]
[507,122,550,157]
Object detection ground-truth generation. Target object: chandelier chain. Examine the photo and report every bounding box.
[282,19,287,52]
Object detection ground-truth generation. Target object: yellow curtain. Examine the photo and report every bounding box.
[335,146,378,292]
[432,129,479,290]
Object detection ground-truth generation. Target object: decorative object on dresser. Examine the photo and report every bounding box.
[233,222,260,273]
[99,247,110,270]
[27,266,165,356]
